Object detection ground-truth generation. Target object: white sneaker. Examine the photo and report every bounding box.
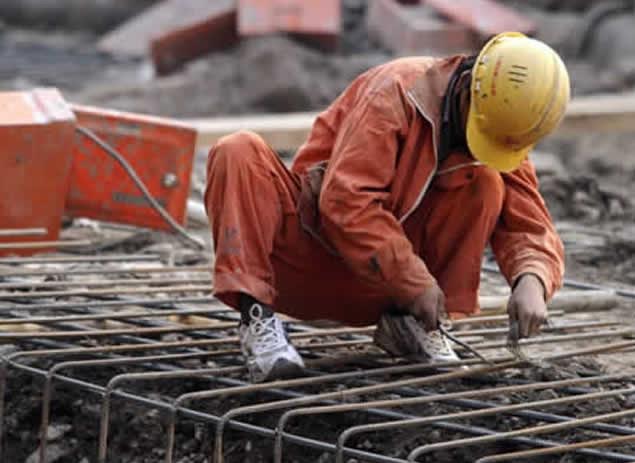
[239,304,305,383]
[374,314,460,363]
[419,329,461,363]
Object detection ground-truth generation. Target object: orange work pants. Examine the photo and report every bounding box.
[204,131,505,326]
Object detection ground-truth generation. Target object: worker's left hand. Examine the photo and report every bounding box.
[507,274,547,338]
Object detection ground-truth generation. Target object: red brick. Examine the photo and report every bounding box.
[151,1,238,75]
[238,0,340,51]
[425,0,535,36]
[367,0,477,56]
[99,0,239,75]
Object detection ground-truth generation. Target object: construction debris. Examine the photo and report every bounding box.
[100,0,342,75]
[367,0,477,56]
[424,0,535,36]
[150,0,239,76]
[97,0,237,59]
[237,0,341,51]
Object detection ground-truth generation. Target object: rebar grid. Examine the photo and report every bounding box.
[0,256,634,463]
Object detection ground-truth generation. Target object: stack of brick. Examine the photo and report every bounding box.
[98,0,342,75]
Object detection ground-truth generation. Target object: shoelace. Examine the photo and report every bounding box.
[247,304,285,353]
[422,330,451,356]
[438,324,492,364]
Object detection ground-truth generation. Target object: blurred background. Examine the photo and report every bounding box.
[0,0,633,284]
[2,0,635,116]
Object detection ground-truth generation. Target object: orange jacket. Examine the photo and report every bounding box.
[292,56,564,307]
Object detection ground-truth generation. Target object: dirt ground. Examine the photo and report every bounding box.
[5,354,634,463]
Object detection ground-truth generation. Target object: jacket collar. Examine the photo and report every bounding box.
[407,55,466,160]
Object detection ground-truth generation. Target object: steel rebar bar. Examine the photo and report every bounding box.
[272,373,629,462]
[0,228,47,238]
[475,434,635,462]
[337,385,635,463]
[408,407,635,461]
[0,254,161,265]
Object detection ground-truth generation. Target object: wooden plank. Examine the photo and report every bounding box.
[188,93,635,151]
[558,93,635,135]
[98,0,236,58]
[189,111,316,152]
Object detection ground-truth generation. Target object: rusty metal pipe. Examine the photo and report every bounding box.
[5,359,409,463]
[451,310,565,326]
[336,385,635,463]
[272,373,628,462]
[7,358,633,463]
[29,337,371,463]
[0,240,92,250]
[450,320,618,337]
[0,295,216,312]
[99,365,243,463]
[0,322,236,340]
[408,407,635,460]
[0,307,228,325]
[483,263,635,299]
[0,228,47,237]
[0,276,211,290]
[470,327,633,350]
[0,284,213,300]
[475,434,635,462]
[0,254,160,264]
[212,339,635,463]
[0,264,210,278]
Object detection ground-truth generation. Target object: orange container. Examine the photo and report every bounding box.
[0,88,76,256]
[66,104,197,231]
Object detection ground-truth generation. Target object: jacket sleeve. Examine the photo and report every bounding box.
[318,84,437,307]
[490,160,565,299]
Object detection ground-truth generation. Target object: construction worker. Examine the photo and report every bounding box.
[205,32,569,382]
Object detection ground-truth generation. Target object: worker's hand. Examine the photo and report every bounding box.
[408,284,445,332]
[508,274,547,338]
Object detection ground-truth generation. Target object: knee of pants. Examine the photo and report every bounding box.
[207,130,271,175]
[470,166,505,218]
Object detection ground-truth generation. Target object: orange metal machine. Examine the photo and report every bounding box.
[0,89,76,255]
[67,105,197,231]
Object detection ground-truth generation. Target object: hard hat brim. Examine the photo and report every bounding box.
[466,108,531,173]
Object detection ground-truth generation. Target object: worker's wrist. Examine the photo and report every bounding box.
[515,273,547,301]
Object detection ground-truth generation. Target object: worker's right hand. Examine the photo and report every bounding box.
[407,284,445,332]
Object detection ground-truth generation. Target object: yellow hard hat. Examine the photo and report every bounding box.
[466,32,570,172]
